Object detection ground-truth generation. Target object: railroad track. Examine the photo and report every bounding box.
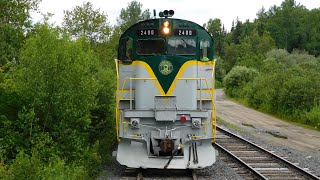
[214,125,320,180]
[119,168,198,180]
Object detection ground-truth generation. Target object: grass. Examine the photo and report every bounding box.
[224,95,320,132]
[216,116,291,141]
[216,116,244,133]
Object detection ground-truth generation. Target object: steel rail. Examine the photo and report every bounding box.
[215,125,320,180]
[214,142,268,180]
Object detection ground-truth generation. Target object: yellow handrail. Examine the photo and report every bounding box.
[212,60,216,143]
[120,77,156,109]
[176,76,216,141]
[116,76,157,142]
[115,59,120,142]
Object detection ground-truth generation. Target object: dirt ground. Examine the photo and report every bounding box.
[215,89,320,153]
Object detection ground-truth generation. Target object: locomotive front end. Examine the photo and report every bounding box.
[115,12,217,169]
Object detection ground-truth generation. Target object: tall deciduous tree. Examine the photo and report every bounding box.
[117,1,150,32]
[63,1,110,43]
[256,0,309,53]
[204,18,225,57]
[302,9,320,56]
[0,0,40,65]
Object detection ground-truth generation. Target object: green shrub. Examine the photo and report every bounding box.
[277,67,318,115]
[266,49,289,64]
[284,50,317,67]
[0,161,9,179]
[16,25,99,162]
[41,157,87,180]
[239,51,320,128]
[242,59,287,112]
[1,151,87,180]
[9,151,43,180]
[214,57,226,82]
[90,67,116,161]
[266,49,318,68]
[304,104,320,129]
[223,66,258,98]
[215,80,223,89]
[236,53,264,69]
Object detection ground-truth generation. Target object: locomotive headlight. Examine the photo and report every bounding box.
[192,118,201,128]
[163,27,170,34]
[162,21,170,34]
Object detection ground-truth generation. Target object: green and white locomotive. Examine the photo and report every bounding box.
[115,10,217,169]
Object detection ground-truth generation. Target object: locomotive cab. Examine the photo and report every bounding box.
[115,11,217,169]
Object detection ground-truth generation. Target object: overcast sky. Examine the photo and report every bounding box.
[31,0,320,31]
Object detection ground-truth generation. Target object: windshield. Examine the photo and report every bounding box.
[137,39,165,55]
[168,38,196,55]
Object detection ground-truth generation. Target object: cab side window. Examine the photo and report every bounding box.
[200,40,210,61]
[118,37,133,61]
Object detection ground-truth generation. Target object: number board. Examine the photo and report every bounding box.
[136,29,159,36]
[174,29,196,36]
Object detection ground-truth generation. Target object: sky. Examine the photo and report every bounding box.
[31,0,320,31]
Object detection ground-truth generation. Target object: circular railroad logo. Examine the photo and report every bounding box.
[159,60,173,75]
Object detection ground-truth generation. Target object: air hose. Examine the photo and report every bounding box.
[164,144,182,169]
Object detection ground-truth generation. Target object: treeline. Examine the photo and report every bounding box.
[205,0,320,65]
[210,0,320,129]
[0,0,150,178]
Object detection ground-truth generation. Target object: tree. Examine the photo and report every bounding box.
[236,29,275,69]
[303,9,320,56]
[15,25,99,161]
[204,18,225,56]
[0,0,40,65]
[231,18,243,44]
[224,43,238,73]
[117,1,150,32]
[63,1,111,43]
[256,0,309,52]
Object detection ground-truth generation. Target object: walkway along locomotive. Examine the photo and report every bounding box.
[114,10,217,169]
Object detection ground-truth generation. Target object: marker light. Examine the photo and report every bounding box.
[180,115,187,123]
[163,21,169,27]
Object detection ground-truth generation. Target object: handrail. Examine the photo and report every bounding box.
[117,77,156,141]
[120,77,156,110]
[176,77,216,141]
[212,60,216,143]
[115,59,120,142]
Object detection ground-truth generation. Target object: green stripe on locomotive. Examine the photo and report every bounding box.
[118,18,214,94]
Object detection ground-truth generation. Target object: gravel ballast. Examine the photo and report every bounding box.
[97,155,243,179]
[219,124,320,177]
